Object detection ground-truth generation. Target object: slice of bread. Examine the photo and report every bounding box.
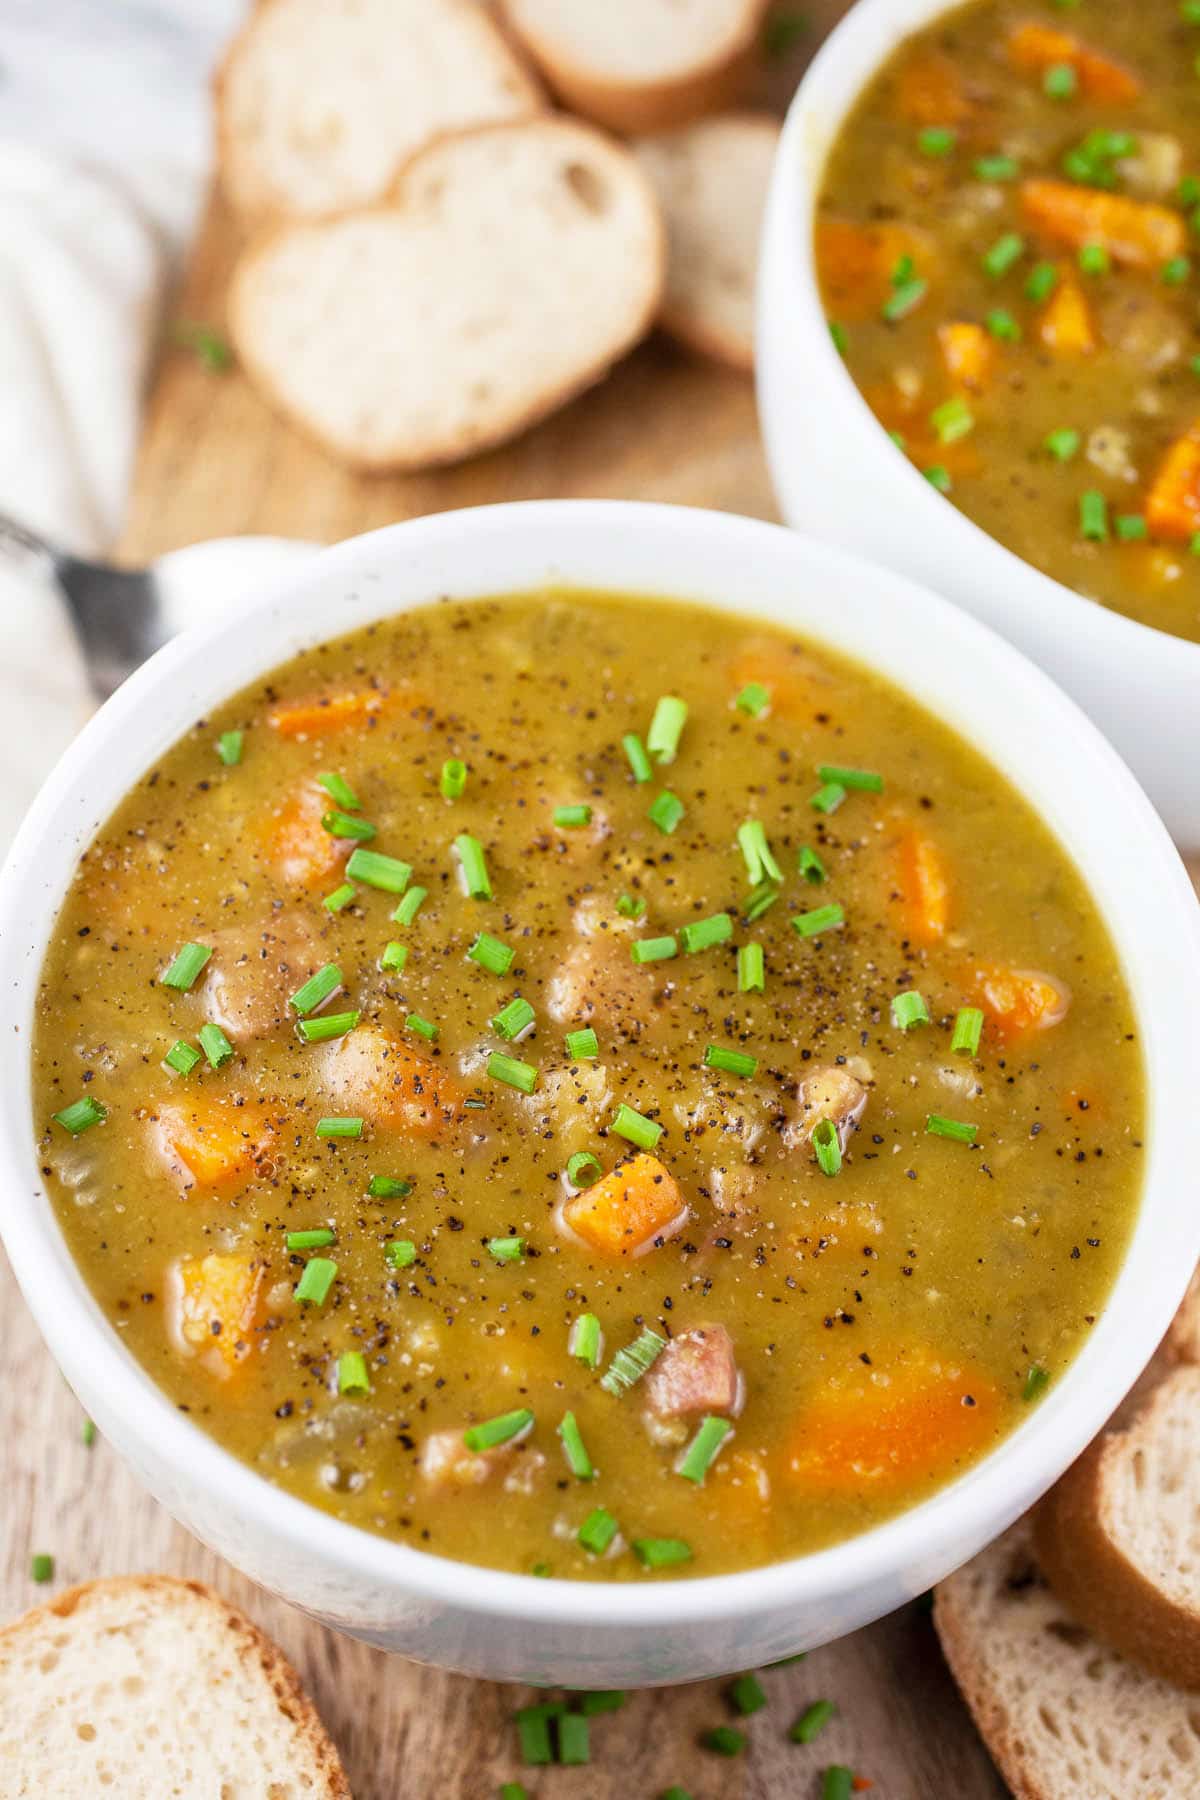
[230,118,666,471]
[217,0,544,219]
[633,113,779,372]
[936,1519,1200,1799]
[1166,1264,1200,1366]
[0,1575,349,1797]
[1034,1365,1200,1690]
[499,0,771,134]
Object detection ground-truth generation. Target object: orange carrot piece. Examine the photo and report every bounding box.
[172,1252,264,1377]
[267,689,387,739]
[938,321,996,392]
[895,827,950,944]
[1020,179,1184,269]
[562,1152,687,1257]
[975,965,1071,1042]
[1037,269,1099,356]
[154,1101,272,1192]
[319,1023,465,1140]
[264,782,348,890]
[815,218,931,321]
[727,645,832,718]
[783,1346,1002,1499]
[864,383,981,479]
[894,50,973,126]
[1144,423,1200,544]
[1007,22,1142,104]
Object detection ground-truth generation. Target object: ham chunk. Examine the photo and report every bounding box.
[787,1064,868,1155]
[420,1428,543,1492]
[201,913,327,1040]
[643,1325,743,1420]
[547,908,661,1043]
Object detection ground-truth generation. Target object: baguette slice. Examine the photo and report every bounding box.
[0,1575,349,1797]
[217,0,543,219]
[1165,1264,1200,1366]
[499,0,770,134]
[633,113,779,372]
[1034,1365,1200,1689]
[936,1520,1200,1800]
[231,118,665,471]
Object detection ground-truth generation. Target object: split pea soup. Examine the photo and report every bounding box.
[33,591,1143,1580]
[817,0,1200,642]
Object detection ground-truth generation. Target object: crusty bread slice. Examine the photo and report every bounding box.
[498,0,771,134]
[230,118,665,471]
[1166,1264,1200,1365]
[1034,1365,1200,1690]
[633,113,779,372]
[0,1575,349,1797]
[217,0,543,219]
[936,1519,1200,1799]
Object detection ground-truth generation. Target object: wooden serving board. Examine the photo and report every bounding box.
[3,7,1194,1795]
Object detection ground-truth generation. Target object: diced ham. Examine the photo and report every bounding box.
[420,1428,542,1492]
[787,1065,868,1155]
[643,1325,743,1419]
[547,910,663,1042]
[201,913,327,1040]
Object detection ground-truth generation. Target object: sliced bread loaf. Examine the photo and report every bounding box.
[936,1519,1200,1799]
[633,113,779,371]
[1034,1365,1200,1690]
[499,0,771,134]
[217,0,543,219]
[0,1575,349,1797]
[1166,1265,1200,1365]
[230,118,666,471]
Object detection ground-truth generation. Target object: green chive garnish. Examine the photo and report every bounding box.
[1080,490,1109,541]
[631,934,678,964]
[558,1410,594,1480]
[163,1040,201,1077]
[810,781,846,814]
[369,1175,412,1199]
[468,931,515,976]
[985,307,1022,341]
[1077,242,1109,277]
[1115,513,1148,541]
[488,1235,525,1263]
[616,892,646,919]
[648,790,685,835]
[1023,1363,1051,1401]
[812,1117,843,1177]
[704,1044,758,1080]
[680,912,732,954]
[647,695,688,764]
[566,1027,599,1060]
[738,943,764,992]
[566,1155,602,1192]
[601,1326,665,1396]
[881,276,927,321]
[634,1537,693,1570]
[950,1007,984,1056]
[294,1257,338,1304]
[82,1420,96,1448]
[816,764,883,793]
[290,963,342,1015]
[924,464,953,494]
[488,1052,538,1095]
[798,845,826,883]
[52,1096,106,1136]
[386,1239,417,1269]
[216,730,244,767]
[286,1227,335,1250]
[464,1408,533,1453]
[569,1311,603,1366]
[930,394,974,444]
[380,941,408,973]
[792,903,845,938]
[926,1113,978,1144]
[345,848,411,893]
[982,232,1025,277]
[737,819,783,885]
[316,1116,363,1140]
[578,1507,619,1555]
[578,1692,627,1716]
[891,991,929,1031]
[323,810,376,842]
[735,681,770,717]
[337,1350,370,1395]
[516,1707,555,1766]
[160,942,212,991]
[30,1554,53,1584]
[829,320,849,356]
[1044,427,1080,462]
[678,1414,734,1484]
[917,125,956,157]
[1025,260,1059,302]
[323,882,357,913]
[440,758,467,800]
[405,1013,437,1041]
[822,1768,854,1800]
[623,733,652,783]
[318,771,360,811]
[974,154,1019,181]
[392,885,427,927]
[1162,256,1192,286]
[1043,61,1077,98]
[493,996,535,1041]
[558,1714,590,1767]
[743,880,781,923]
[554,804,593,829]
[297,1010,359,1044]
[454,832,492,899]
[729,1673,767,1715]
[791,1700,836,1743]
[198,1021,235,1068]
[610,1103,662,1150]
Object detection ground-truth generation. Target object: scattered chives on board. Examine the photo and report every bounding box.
[380,941,408,973]
[488,1236,525,1263]
[386,1239,417,1270]
[601,1326,665,1397]
[30,1554,54,1584]
[53,1096,107,1136]
[634,1537,693,1570]
[468,931,515,976]
[318,771,359,811]
[323,882,357,913]
[578,1507,620,1556]
[454,832,492,899]
[160,942,212,991]
[951,1007,984,1057]
[680,912,732,954]
[337,1351,370,1396]
[368,1175,412,1199]
[790,1700,836,1744]
[558,1411,595,1481]
[677,1415,734,1485]
[492,996,535,1041]
[392,885,427,927]
[568,1311,603,1367]
[615,892,646,920]
[793,903,845,939]
[558,1713,590,1767]
[703,1726,747,1757]
[297,1010,360,1044]
[738,943,764,993]
[810,781,846,815]
[289,963,342,1015]
[566,1151,602,1190]
[631,934,677,964]
[322,810,376,842]
[735,681,770,717]
[406,1013,437,1041]
[729,1673,767,1716]
[737,819,783,886]
[646,695,688,764]
[812,1118,842,1178]
[216,729,243,767]
[199,1021,235,1068]
[553,804,593,829]
[286,1228,335,1251]
[515,1707,555,1766]
[440,758,467,800]
[647,790,685,835]
[294,1257,338,1305]
[891,991,929,1032]
[817,763,883,793]
[163,1040,201,1077]
[822,1768,854,1800]
[926,1113,978,1144]
[565,1027,599,1061]
[744,881,781,924]
[488,1052,538,1095]
[316,1116,364,1140]
[345,848,412,893]
[798,845,826,884]
[463,1408,533,1454]
[610,1103,662,1150]
[1024,1363,1051,1402]
[81,1419,96,1448]
[704,1044,758,1080]
[623,733,652,783]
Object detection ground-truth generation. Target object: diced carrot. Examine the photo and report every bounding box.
[1020,179,1185,269]
[815,218,932,321]
[264,782,348,890]
[938,321,996,392]
[894,827,950,944]
[319,1023,466,1139]
[1144,423,1200,543]
[727,644,833,718]
[267,689,386,739]
[894,50,973,126]
[171,1252,265,1377]
[783,1346,1002,1499]
[154,1100,273,1192]
[863,382,981,479]
[561,1152,688,1258]
[1037,269,1099,356]
[1007,22,1142,104]
[974,965,1071,1042]
[853,1781,874,1793]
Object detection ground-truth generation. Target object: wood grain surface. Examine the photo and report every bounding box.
[3,6,1196,1795]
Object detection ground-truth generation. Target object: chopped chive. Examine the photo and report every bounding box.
[917,125,956,157]
[566,1154,602,1191]
[930,395,974,444]
[702,1724,746,1755]
[737,819,783,885]
[744,880,781,923]
[982,232,1025,278]
[891,990,929,1031]
[558,1713,590,1767]
[406,1013,437,1041]
[516,1707,554,1766]
[678,1414,734,1484]
[799,845,827,883]
[81,1419,96,1448]
[985,307,1022,342]
[316,1116,363,1140]
[464,1408,533,1454]
[817,763,883,793]
[386,1239,416,1269]
[812,1117,843,1177]
[1115,513,1148,541]
[294,1257,337,1304]
[810,781,846,814]
[729,1673,767,1716]
[680,912,732,954]
[322,810,376,842]
[566,1027,599,1061]
[822,1768,854,1800]
[601,1326,666,1396]
[163,1040,201,1077]
[492,996,535,1041]
[454,832,492,899]
[318,771,359,811]
[648,790,685,834]
[631,934,677,965]
[1044,427,1080,462]
[951,1007,984,1056]
[160,942,212,991]
[297,1010,359,1044]
[569,1312,604,1368]
[926,1113,978,1144]
[610,1103,662,1150]
[30,1554,53,1584]
[337,1350,370,1395]
[289,963,342,1015]
[1162,255,1192,286]
[1079,490,1109,541]
[392,885,427,927]
[198,1021,235,1068]
[286,1227,335,1250]
[345,848,411,893]
[791,1700,837,1743]
[323,882,357,913]
[579,1507,620,1555]
[1077,242,1109,276]
[623,732,652,783]
[369,1175,412,1199]
[635,1537,693,1569]
[881,275,927,321]
[1025,260,1059,302]
[380,941,408,973]
[440,758,468,800]
[52,1096,106,1136]
[792,903,845,938]
[468,931,516,976]
[1024,1363,1051,1401]
[488,1052,538,1095]
[735,681,770,717]
[488,1235,525,1263]
[1043,60,1077,98]
[647,695,688,764]
[924,464,953,494]
[829,319,848,356]
[554,803,593,830]
[616,892,646,919]
[738,943,764,993]
[558,1410,595,1480]
[974,154,1019,181]
[704,1044,758,1080]
[216,730,244,767]
[578,1691,627,1716]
